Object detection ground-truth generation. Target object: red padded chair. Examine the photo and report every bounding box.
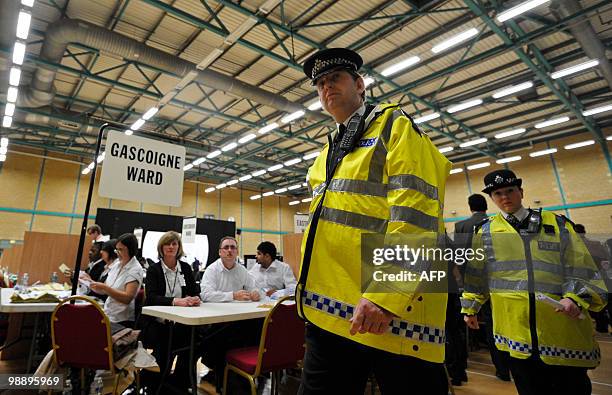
[51,295,120,393]
[223,296,305,395]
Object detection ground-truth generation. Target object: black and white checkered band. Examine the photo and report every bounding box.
[301,290,445,345]
[484,177,518,190]
[494,334,532,354]
[495,334,600,361]
[312,58,357,79]
[539,344,600,361]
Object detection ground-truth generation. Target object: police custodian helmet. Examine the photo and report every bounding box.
[482,169,522,195]
[303,48,363,84]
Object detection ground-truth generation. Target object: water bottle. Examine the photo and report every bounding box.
[90,376,103,395]
[50,271,59,283]
[20,273,29,293]
[62,378,72,395]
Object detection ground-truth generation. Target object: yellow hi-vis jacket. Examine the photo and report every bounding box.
[297,103,452,362]
[461,211,608,368]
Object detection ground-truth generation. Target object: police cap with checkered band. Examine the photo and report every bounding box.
[303,48,363,85]
[482,169,522,195]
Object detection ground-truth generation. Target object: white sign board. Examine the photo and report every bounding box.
[99,130,185,207]
[133,227,143,249]
[294,213,309,233]
[182,217,197,244]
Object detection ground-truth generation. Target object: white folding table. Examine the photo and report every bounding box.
[0,287,65,372]
[142,302,273,394]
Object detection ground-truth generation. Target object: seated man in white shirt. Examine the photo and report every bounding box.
[199,236,261,390]
[250,241,297,297]
[200,236,260,302]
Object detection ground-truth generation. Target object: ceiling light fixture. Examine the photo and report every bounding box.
[268,164,284,172]
[496,0,550,22]
[466,162,490,170]
[258,122,279,134]
[496,156,522,164]
[551,59,599,79]
[281,111,305,124]
[7,87,19,103]
[284,158,302,167]
[221,142,238,152]
[564,140,594,150]
[492,82,533,99]
[12,42,26,65]
[413,112,440,124]
[432,28,478,53]
[16,11,31,40]
[206,150,222,159]
[459,137,488,148]
[192,157,206,166]
[534,116,569,129]
[142,107,159,120]
[381,56,421,76]
[238,133,256,144]
[447,99,483,114]
[529,148,557,157]
[307,100,322,111]
[495,128,526,139]
[9,67,21,86]
[582,104,612,116]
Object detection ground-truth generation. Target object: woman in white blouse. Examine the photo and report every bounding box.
[89,233,143,327]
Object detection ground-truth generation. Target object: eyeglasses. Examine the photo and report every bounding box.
[221,245,237,250]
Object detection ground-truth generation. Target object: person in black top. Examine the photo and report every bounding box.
[140,231,200,392]
[86,240,118,301]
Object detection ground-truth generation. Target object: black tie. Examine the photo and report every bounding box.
[506,214,520,229]
[337,124,347,142]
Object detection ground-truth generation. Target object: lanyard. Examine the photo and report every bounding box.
[162,260,180,297]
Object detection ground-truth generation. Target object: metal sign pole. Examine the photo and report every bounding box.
[70,122,120,296]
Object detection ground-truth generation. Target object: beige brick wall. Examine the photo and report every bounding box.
[0,148,306,259]
[1,133,609,251]
[444,133,612,233]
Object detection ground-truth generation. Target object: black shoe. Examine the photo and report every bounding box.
[460,371,468,382]
[496,372,511,381]
[450,378,462,386]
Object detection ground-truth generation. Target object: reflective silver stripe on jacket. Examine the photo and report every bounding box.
[487,260,563,276]
[320,207,387,233]
[327,178,387,198]
[390,206,438,231]
[488,278,562,294]
[302,289,445,344]
[460,298,482,312]
[388,174,439,201]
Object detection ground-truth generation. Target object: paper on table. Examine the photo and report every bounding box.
[78,278,91,287]
[59,263,71,275]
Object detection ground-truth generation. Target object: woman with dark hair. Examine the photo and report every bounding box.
[140,231,200,392]
[89,233,143,327]
[86,240,118,300]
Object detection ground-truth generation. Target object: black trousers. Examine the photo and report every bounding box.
[199,318,263,389]
[482,302,510,377]
[445,293,467,380]
[508,356,591,395]
[298,325,448,395]
[142,321,192,391]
